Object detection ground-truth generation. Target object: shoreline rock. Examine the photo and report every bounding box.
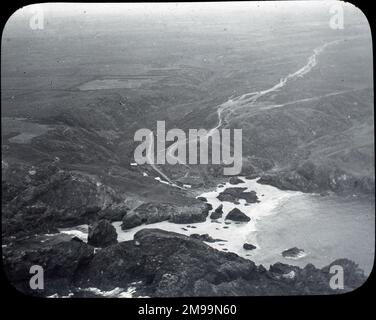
[210,204,223,219]
[243,243,257,250]
[217,187,259,204]
[229,177,244,185]
[281,247,306,259]
[3,229,366,297]
[121,201,210,229]
[225,208,251,222]
[189,233,226,243]
[258,167,375,196]
[88,220,118,247]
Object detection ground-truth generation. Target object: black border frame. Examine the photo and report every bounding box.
[0,0,374,317]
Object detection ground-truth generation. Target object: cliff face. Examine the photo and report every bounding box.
[232,87,374,196]
[3,229,367,297]
[2,161,125,238]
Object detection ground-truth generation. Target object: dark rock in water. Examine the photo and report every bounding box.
[225,208,251,222]
[217,193,240,204]
[88,220,118,247]
[215,204,223,212]
[210,211,222,219]
[190,233,226,243]
[170,203,209,224]
[229,177,244,185]
[121,201,210,229]
[217,187,259,204]
[210,204,223,219]
[196,197,207,202]
[282,247,305,259]
[243,243,257,250]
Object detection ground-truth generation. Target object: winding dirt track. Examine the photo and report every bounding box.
[148,40,343,185]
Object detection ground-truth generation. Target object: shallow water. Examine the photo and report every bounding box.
[112,178,301,257]
[249,193,375,275]
[59,178,374,275]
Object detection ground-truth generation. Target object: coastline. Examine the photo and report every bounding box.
[58,176,374,274]
[60,177,302,259]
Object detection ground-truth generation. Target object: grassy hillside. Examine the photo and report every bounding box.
[2,4,374,238]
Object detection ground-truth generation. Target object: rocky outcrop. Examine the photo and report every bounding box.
[2,163,124,238]
[81,229,366,296]
[243,243,257,250]
[258,162,375,196]
[217,188,259,204]
[121,201,210,229]
[229,177,244,185]
[210,204,223,219]
[3,229,367,297]
[81,229,260,295]
[282,247,306,259]
[225,208,251,222]
[189,233,226,243]
[169,204,210,224]
[96,203,129,222]
[3,234,94,296]
[122,202,173,229]
[88,220,118,247]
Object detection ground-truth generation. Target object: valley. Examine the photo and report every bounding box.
[1,2,374,297]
